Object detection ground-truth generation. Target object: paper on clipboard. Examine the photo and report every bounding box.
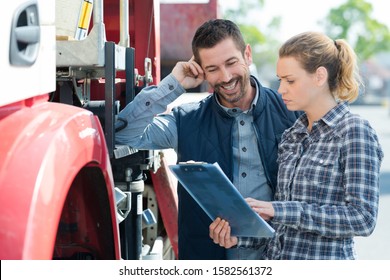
[169,161,275,238]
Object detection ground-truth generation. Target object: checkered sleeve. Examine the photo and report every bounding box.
[272,118,383,238]
[236,237,268,250]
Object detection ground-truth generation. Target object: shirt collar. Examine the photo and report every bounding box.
[321,102,350,127]
[295,102,350,132]
[217,76,258,116]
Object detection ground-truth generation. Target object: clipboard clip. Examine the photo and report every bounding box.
[178,160,207,165]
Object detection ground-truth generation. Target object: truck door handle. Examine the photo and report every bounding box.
[9,0,40,66]
[15,26,40,45]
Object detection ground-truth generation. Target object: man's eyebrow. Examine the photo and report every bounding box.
[204,57,238,70]
[226,57,237,61]
[204,65,217,70]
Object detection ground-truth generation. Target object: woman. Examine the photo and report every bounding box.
[209,31,384,259]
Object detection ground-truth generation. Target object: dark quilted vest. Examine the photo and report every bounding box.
[172,77,300,259]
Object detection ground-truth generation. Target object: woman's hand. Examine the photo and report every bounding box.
[245,198,275,221]
[209,217,238,248]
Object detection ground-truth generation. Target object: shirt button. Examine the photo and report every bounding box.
[145,101,151,106]
[241,172,247,178]
[168,84,174,90]
[242,147,247,152]
[232,109,237,113]
[240,120,245,126]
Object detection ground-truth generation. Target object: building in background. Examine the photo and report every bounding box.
[160,0,220,92]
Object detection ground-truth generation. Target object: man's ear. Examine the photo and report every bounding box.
[244,44,253,65]
[315,66,328,86]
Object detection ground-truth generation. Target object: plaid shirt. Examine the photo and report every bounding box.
[237,102,383,259]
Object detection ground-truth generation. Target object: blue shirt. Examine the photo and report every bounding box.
[217,89,271,260]
[237,102,384,259]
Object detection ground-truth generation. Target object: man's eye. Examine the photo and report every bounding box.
[287,80,294,84]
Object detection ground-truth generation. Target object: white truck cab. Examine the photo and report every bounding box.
[1,0,55,107]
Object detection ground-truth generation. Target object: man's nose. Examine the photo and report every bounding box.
[220,67,232,83]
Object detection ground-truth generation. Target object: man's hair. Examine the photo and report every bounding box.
[192,19,246,64]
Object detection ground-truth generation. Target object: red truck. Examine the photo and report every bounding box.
[0,0,221,260]
[0,0,178,260]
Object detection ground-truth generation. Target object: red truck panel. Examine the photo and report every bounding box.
[0,94,120,259]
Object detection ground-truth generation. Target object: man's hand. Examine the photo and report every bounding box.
[172,57,205,89]
[209,217,238,248]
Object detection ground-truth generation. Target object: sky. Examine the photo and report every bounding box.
[220,0,390,41]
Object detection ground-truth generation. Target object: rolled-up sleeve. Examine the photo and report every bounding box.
[115,74,185,150]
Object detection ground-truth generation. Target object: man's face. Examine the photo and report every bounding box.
[198,38,253,108]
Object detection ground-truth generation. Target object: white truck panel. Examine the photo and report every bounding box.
[0,0,55,107]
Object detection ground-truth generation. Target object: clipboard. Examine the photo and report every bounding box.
[169,161,275,238]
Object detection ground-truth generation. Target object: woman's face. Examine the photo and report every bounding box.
[276,56,320,112]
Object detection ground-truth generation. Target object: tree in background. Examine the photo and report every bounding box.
[322,0,390,103]
[322,0,390,61]
[222,0,390,94]
[222,0,281,86]
[223,0,266,47]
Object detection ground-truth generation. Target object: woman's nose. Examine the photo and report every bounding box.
[278,82,285,95]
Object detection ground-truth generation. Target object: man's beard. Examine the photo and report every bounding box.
[214,72,250,105]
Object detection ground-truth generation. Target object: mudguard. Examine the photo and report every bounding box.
[0,94,120,259]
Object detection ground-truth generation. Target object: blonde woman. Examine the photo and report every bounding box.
[210,31,384,260]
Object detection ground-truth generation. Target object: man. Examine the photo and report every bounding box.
[115,19,299,259]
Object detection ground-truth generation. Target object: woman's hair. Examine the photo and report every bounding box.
[279,31,362,102]
[191,19,246,64]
